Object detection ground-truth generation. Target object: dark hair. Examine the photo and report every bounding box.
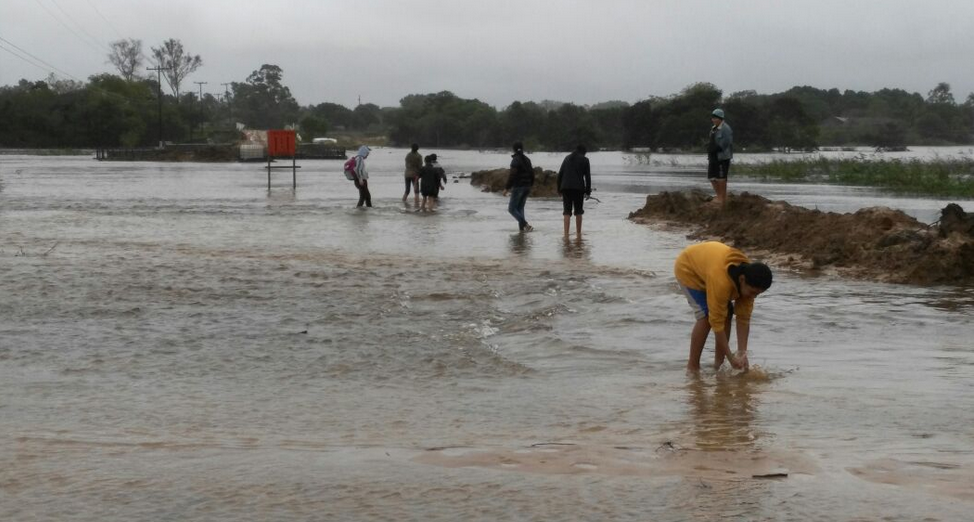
[729,262,773,291]
[743,263,773,289]
[513,141,524,153]
[423,154,433,164]
[576,144,587,154]
[411,143,419,152]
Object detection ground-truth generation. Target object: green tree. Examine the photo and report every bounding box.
[655,83,722,150]
[766,96,819,150]
[231,64,300,129]
[544,103,600,151]
[300,116,328,140]
[722,95,767,149]
[308,102,353,130]
[622,99,660,150]
[502,101,546,146]
[927,82,955,105]
[352,103,383,132]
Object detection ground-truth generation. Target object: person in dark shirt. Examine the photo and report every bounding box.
[557,144,592,238]
[502,142,535,232]
[419,153,446,212]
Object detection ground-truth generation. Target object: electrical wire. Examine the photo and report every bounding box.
[83,0,123,40]
[0,35,138,106]
[49,0,111,52]
[0,40,53,76]
[31,0,108,56]
[0,35,84,83]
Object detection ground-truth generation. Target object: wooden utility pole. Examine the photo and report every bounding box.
[147,65,171,147]
[194,81,208,140]
[221,83,232,127]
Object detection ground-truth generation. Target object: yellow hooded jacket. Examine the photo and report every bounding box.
[674,242,754,333]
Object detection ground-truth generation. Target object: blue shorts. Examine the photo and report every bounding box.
[679,283,733,321]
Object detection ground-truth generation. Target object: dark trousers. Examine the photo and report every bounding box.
[508,186,530,229]
[354,179,372,207]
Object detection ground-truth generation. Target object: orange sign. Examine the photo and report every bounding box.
[267,130,296,157]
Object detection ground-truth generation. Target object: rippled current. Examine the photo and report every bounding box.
[1,149,973,521]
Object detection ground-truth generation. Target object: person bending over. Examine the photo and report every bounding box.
[674,241,772,371]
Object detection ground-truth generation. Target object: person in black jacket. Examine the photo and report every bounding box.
[418,154,446,212]
[502,142,535,232]
[557,144,592,238]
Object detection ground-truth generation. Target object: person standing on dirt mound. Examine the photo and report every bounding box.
[707,108,733,206]
[503,142,535,232]
[674,241,772,372]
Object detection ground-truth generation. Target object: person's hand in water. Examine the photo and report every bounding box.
[733,351,749,371]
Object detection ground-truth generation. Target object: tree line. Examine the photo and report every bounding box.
[1,38,972,151]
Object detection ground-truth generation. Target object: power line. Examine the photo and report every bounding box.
[32,0,107,56]
[50,0,109,51]
[83,0,123,40]
[0,35,84,83]
[0,40,53,76]
[0,35,138,107]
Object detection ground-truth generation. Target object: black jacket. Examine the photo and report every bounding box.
[506,152,535,189]
[557,151,591,192]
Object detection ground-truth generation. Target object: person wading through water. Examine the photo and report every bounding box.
[557,144,592,238]
[350,145,372,208]
[403,143,422,204]
[503,141,535,232]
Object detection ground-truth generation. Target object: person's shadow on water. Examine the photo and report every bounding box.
[561,236,591,261]
[685,373,762,451]
[509,232,532,256]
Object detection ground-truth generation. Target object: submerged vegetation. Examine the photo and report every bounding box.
[736,157,974,198]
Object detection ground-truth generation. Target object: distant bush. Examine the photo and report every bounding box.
[736,157,974,198]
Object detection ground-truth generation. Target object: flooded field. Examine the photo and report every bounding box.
[1,149,973,521]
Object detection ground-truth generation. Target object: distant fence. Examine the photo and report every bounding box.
[96,144,345,162]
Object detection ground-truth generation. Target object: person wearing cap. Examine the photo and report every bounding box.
[403,144,423,204]
[502,142,535,232]
[674,241,772,372]
[707,108,733,206]
[557,144,592,238]
[418,153,446,212]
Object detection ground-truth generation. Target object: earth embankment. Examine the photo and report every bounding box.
[628,190,974,286]
[470,168,560,197]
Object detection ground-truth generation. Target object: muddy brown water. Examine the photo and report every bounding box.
[1,149,973,521]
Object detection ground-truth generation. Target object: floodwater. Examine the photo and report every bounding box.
[1,149,973,521]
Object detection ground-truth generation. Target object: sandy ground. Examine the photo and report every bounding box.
[627,190,974,285]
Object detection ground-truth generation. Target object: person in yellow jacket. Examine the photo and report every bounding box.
[674,241,773,371]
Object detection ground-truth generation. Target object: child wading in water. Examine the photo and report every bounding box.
[419,154,446,212]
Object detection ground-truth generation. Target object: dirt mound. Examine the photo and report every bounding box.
[156,146,238,162]
[629,190,974,286]
[470,167,560,197]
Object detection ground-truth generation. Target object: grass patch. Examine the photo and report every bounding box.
[0,148,92,156]
[736,157,974,198]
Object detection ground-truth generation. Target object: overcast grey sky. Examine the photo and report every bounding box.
[3,0,974,109]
